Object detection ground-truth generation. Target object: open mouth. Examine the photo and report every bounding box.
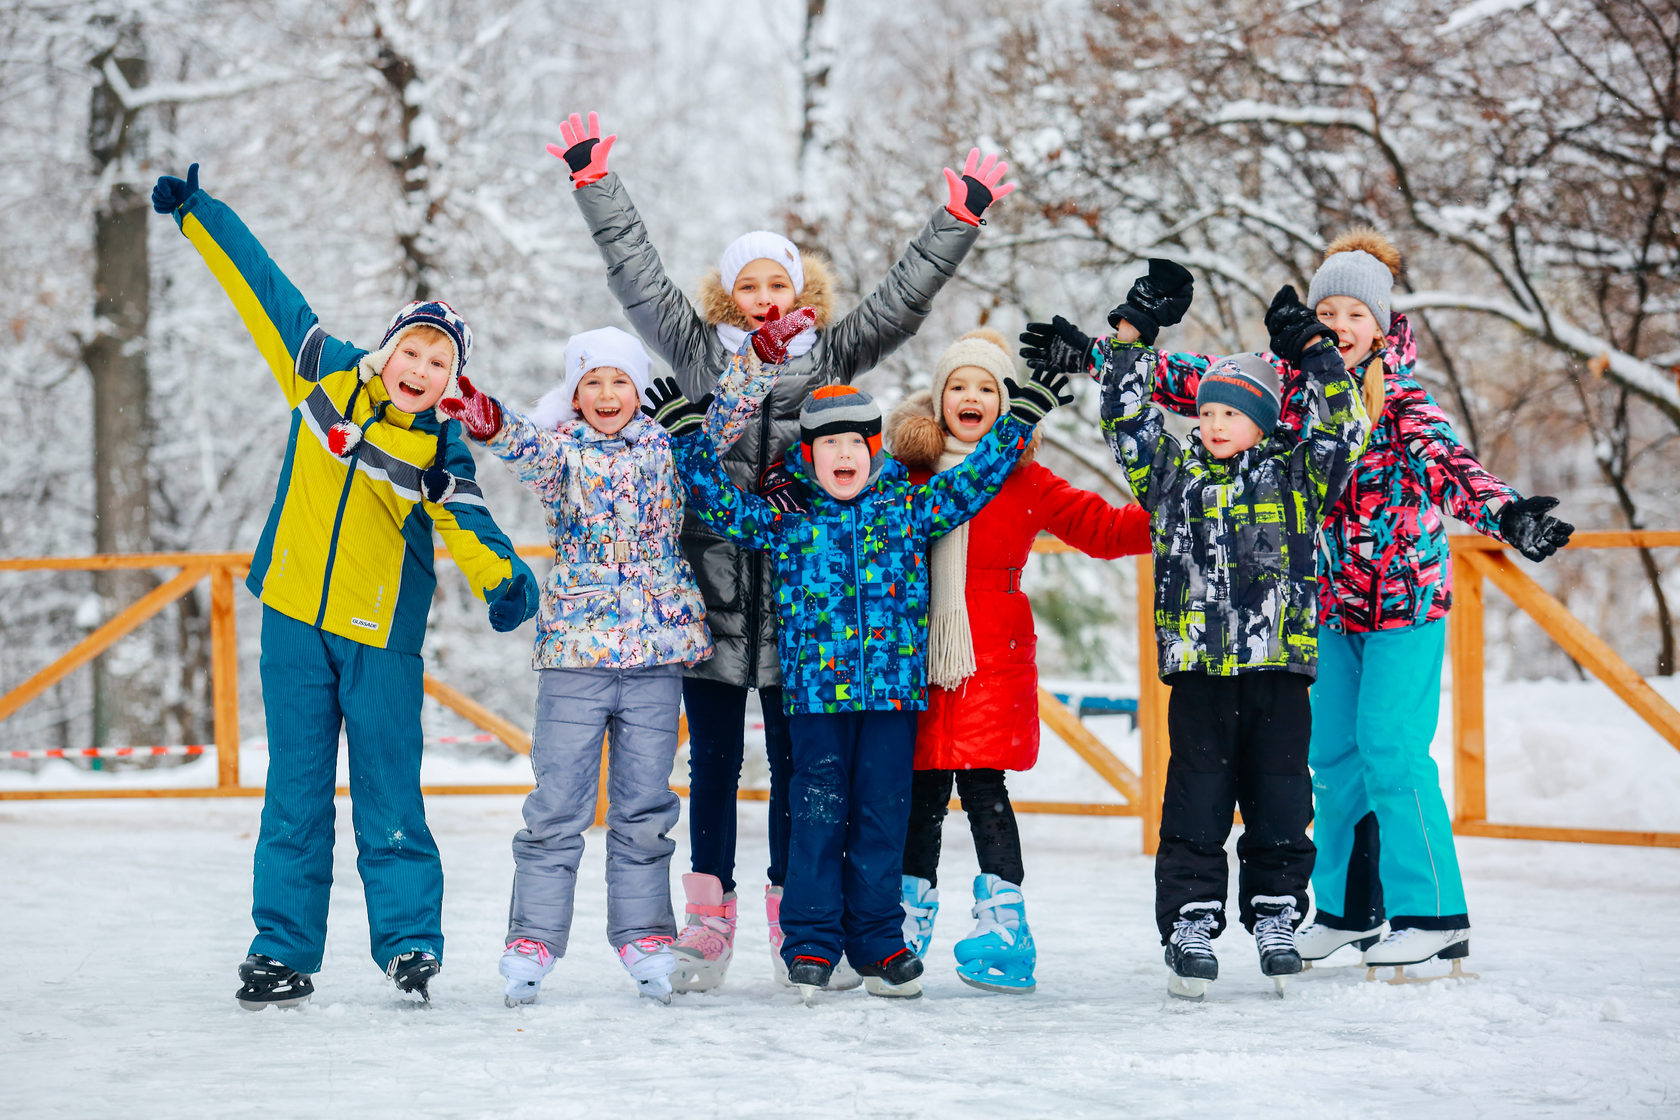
[593,403,623,419]
[397,379,428,399]
[831,467,857,485]
[957,408,984,425]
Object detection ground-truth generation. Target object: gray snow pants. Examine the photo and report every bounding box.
[507,665,683,955]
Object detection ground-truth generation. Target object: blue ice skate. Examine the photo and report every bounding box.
[901,875,939,957]
[953,874,1036,994]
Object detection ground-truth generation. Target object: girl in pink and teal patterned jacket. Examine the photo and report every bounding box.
[438,325,778,1005]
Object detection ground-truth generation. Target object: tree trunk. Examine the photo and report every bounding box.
[84,21,162,748]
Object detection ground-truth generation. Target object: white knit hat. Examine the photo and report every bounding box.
[933,332,1017,423]
[529,326,652,428]
[719,230,804,296]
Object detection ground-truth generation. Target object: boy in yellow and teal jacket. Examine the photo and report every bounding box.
[152,164,537,1009]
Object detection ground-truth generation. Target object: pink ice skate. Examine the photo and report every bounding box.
[617,934,678,1004]
[766,884,861,991]
[670,873,737,994]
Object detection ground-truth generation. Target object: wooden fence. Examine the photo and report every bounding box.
[3,535,1676,852]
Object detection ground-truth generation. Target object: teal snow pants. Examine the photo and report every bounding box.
[1308,618,1468,932]
[249,607,443,973]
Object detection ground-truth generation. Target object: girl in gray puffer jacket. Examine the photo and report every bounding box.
[549,111,1014,991]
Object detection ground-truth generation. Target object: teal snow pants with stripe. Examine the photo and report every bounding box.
[250,607,443,973]
[1307,618,1469,932]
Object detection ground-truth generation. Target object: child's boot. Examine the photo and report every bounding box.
[1251,895,1303,997]
[952,874,1036,994]
[901,875,939,957]
[1164,902,1221,1002]
[386,950,441,1005]
[670,873,736,994]
[855,947,924,999]
[499,937,555,1007]
[617,935,677,1004]
[787,954,835,1005]
[1296,919,1387,964]
[235,954,314,1011]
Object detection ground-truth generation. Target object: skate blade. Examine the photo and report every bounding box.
[797,983,821,1006]
[956,968,1036,995]
[1272,976,1288,998]
[237,993,311,1012]
[1365,958,1478,985]
[635,979,673,1005]
[863,976,923,999]
[1167,974,1209,1002]
[669,958,730,994]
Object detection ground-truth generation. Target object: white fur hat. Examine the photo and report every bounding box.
[529,326,652,428]
[719,230,804,296]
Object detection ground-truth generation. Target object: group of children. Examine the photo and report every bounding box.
[150,106,1573,1012]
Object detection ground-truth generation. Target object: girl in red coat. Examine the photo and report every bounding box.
[885,328,1152,992]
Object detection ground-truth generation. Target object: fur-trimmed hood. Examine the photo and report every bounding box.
[886,389,1039,473]
[697,254,837,332]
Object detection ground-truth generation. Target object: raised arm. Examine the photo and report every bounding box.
[644,378,785,550]
[823,148,1011,379]
[702,307,815,453]
[153,165,360,406]
[553,114,723,397]
[1029,466,1152,559]
[426,426,536,627]
[1096,340,1183,514]
[439,376,569,503]
[1265,286,1370,512]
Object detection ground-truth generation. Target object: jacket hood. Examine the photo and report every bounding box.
[699,253,837,332]
[885,389,1039,474]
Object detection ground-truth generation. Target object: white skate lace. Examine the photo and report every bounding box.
[1172,906,1220,956]
[969,887,1024,944]
[1253,900,1300,956]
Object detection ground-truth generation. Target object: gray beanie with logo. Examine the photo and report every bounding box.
[1307,249,1394,333]
[1197,353,1283,435]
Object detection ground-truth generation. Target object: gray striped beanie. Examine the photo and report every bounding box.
[800,385,885,484]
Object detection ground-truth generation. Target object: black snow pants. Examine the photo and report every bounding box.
[902,768,1025,888]
[1154,669,1315,942]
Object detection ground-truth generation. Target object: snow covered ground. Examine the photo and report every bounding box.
[4,676,1679,1118]
[3,797,1679,1118]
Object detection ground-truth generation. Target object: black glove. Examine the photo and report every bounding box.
[758,461,810,514]
[640,376,711,439]
[1004,365,1075,425]
[488,572,538,633]
[1264,285,1338,364]
[151,163,200,214]
[1107,258,1194,345]
[1017,316,1093,377]
[1500,496,1574,562]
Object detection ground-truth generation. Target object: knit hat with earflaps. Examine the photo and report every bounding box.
[528,326,653,429]
[719,230,804,296]
[799,385,885,489]
[338,300,474,503]
[1197,353,1282,437]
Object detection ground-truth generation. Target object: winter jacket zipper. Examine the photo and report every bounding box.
[744,396,773,684]
[850,503,865,687]
[313,405,380,629]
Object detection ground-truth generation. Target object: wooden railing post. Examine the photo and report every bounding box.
[1450,544,1487,825]
[210,565,241,791]
[1136,554,1171,855]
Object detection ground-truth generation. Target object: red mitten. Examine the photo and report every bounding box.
[751,305,818,365]
[942,147,1017,226]
[545,111,617,188]
[436,375,504,441]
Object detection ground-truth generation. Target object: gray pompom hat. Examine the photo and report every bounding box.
[1306,250,1393,333]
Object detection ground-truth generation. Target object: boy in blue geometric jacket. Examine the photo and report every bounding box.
[643,366,1073,1000]
[151,165,537,1010]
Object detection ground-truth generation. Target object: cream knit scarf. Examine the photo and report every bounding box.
[927,432,980,690]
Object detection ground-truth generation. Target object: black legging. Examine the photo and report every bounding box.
[901,767,1025,887]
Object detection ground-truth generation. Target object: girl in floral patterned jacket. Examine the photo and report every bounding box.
[439,326,776,1006]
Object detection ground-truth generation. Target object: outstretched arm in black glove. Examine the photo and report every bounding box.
[1004,364,1076,425]
[1018,316,1094,379]
[1108,258,1194,346]
[1265,284,1339,365]
[1500,496,1574,562]
[641,376,712,439]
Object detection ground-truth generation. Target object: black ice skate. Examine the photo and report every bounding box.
[1165,902,1221,1002]
[1251,895,1303,997]
[235,954,314,1011]
[856,947,924,999]
[386,950,441,1004]
[787,955,836,1005]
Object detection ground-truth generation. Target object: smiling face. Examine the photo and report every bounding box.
[379,328,455,414]
[1197,404,1264,459]
[941,366,1002,442]
[1315,295,1381,370]
[573,366,640,435]
[731,258,797,327]
[810,432,871,500]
